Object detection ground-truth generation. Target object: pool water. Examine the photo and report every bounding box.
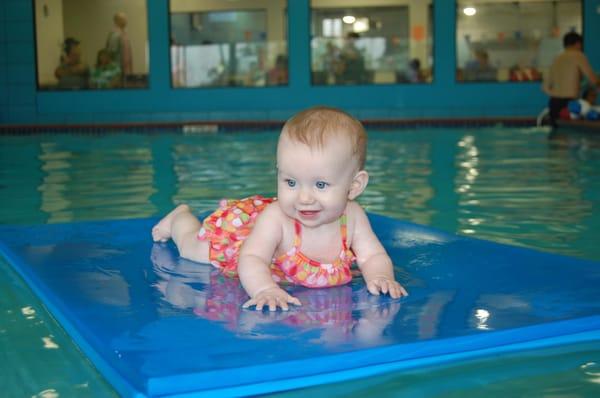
[1,127,599,396]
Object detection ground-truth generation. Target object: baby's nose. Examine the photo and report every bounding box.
[298,188,314,203]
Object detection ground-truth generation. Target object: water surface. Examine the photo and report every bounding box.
[1,127,599,396]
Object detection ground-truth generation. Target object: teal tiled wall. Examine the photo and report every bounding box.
[1,0,599,126]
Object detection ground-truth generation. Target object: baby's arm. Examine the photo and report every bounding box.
[238,204,301,311]
[349,203,408,298]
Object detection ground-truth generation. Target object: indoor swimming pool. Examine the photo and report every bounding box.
[1,126,599,397]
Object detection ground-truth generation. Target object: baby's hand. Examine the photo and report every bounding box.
[242,286,301,311]
[367,277,408,299]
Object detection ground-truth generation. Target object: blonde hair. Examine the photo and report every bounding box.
[281,106,367,169]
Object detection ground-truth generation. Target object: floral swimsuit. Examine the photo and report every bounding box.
[197,195,355,288]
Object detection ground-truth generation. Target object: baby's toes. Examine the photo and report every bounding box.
[151,226,167,242]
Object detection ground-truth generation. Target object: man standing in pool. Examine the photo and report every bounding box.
[152,106,408,311]
[543,32,598,126]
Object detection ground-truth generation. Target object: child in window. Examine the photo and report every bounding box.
[90,49,122,89]
[152,106,408,311]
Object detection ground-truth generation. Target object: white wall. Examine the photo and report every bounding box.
[35,0,64,85]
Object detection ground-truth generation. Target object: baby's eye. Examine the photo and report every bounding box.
[315,181,328,190]
[285,179,297,188]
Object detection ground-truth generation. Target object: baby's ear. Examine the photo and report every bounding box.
[348,170,369,200]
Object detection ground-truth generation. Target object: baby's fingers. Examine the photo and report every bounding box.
[388,282,409,298]
[367,280,383,296]
[380,281,389,295]
[242,296,269,311]
[276,294,302,311]
[242,298,257,309]
[368,279,409,298]
[398,284,409,297]
[287,294,302,307]
[243,294,301,311]
[269,294,302,311]
[268,297,279,312]
[388,282,401,298]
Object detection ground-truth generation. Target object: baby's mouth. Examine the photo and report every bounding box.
[298,210,320,218]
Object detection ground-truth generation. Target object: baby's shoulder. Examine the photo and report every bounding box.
[261,200,283,216]
[345,200,367,219]
[255,201,296,244]
[256,201,288,226]
[344,201,369,234]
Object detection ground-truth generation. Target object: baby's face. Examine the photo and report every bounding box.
[276,134,359,228]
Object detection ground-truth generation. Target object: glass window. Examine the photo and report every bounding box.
[169,1,288,88]
[456,0,582,83]
[311,0,433,86]
[34,0,150,90]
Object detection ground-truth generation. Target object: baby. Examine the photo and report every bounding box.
[152,106,408,311]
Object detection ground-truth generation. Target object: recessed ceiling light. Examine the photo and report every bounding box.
[463,7,476,16]
[342,15,356,24]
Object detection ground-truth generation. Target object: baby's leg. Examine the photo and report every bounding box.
[152,204,209,263]
[152,204,190,242]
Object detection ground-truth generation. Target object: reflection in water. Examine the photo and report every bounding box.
[366,133,434,225]
[473,308,491,331]
[171,135,278,211]
[1,128,597,260]
[150,243,400,347]
[36,135,157,223]
[417,291,455,339]
[453,128,597,258]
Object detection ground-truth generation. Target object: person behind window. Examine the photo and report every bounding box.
[267,55,288,86]
[463,49,497,82]
[405,58,425,83]
[90,49,122,89]
[54,37,89,89]
[323,41,342,85]
[105,11,133,86]
[336,32,368,85]
[543,32,598,126]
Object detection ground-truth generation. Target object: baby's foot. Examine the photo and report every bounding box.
[152,204,190,242]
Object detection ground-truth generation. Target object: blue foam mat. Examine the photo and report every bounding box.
[0,213,599,397]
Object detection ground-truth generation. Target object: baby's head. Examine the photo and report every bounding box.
[276,107,369,222]
[279,106,367,171]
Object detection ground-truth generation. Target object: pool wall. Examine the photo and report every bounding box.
[1,0,600,127]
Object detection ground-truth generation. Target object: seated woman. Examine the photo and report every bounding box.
[90,49,122,89]
[54,37,90,89]
[267,55,288,86]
